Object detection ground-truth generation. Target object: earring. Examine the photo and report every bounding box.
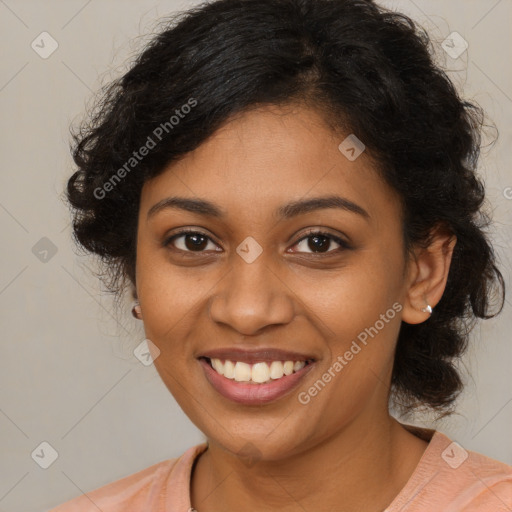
[420,304,433,315]
[131,300,142,319]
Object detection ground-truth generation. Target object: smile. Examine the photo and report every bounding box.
[199,356,316,405]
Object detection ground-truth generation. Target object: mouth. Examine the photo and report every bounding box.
[197,350,317,405]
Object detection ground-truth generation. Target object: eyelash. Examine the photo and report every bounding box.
[163,228,351,255]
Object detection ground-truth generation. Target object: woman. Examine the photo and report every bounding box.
[51,0,512,510]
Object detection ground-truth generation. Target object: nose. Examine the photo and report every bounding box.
[208,251,295,336]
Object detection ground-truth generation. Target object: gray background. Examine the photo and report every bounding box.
[0,1,510,511]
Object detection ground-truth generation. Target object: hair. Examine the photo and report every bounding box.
[66,0,505,417]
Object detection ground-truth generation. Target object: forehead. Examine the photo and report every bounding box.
[140,104,399,226]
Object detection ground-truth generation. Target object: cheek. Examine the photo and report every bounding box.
[293,263,402,430]
[135,244,207,351]
[297,245,403,343]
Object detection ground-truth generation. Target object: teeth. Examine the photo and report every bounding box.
[284,361,294,375]
[209,358,308,384]
[269,361,284,379]
[224,360,235,379]
[234,362,252,382]
[252,362,270,383]
[211,358,224,375]
[293,361,304,372]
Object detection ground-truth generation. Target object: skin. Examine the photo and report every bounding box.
[134,103,456,512]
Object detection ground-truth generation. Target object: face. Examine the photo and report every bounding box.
[135,103,411,461]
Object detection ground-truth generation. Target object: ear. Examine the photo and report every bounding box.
[131,299,142,319]
[130,284,142,319]
[401,224,457,325]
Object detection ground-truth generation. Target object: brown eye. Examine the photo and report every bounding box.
[291,230,350,254]
[165,230,219,252]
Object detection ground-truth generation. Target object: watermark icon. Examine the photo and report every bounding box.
[441,31,468,60]
[133,338,161,366]
[236,236,263,264]
[31,31,59,59]
[503,187,512,200]
[338,134,365,161]
[32,237,58,263]
[441,441,468,469]
[298,301,402,404]
[237,441,263,468]
[93,97,197,200]
[31,441,59,469]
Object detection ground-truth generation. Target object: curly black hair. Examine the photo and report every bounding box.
[66,0,505,417]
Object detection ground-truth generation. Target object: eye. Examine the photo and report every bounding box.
[290,230,350,254]
[164,228,350,255]
[164,229,220,253]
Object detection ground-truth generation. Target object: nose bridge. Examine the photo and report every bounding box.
[209,244,294,334]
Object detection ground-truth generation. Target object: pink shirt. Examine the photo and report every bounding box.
[50,426,512,511]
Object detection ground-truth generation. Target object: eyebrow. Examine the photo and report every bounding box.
[147,195,370,222]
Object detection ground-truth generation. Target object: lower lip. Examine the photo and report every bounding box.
[199,358,315,405]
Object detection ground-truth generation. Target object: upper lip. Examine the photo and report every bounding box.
[198,347,316,364]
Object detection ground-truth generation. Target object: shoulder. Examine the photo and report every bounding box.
[447,441,512,511]
[48,444,207,512]
[391,429,512,512]
[48,459,176,512]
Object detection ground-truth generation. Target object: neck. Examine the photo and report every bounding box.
[190,414,429,512]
